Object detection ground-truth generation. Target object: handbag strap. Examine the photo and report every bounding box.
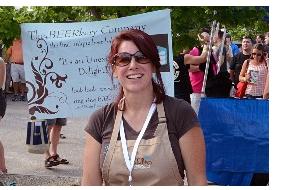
[245,59,250,71]
[242,59,250,77]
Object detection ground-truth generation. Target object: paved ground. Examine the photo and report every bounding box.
[0,95,89,179]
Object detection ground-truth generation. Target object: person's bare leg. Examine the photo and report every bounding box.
[20,83,26,96]
[44,125,52,159]
[0,140,7,173]
[49,125,62,156]
[13,82,20,95]
[12,82,20,101]
[19,83,26,101]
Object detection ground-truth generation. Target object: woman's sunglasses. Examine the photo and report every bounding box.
[113,51,150,67]
[252,52,262,56]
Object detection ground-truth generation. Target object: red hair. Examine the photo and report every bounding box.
[107,29,166,108]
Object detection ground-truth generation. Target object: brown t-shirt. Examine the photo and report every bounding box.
[85,95,200,178]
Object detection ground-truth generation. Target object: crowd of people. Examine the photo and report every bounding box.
[0,27,269,185]
[174,28,269,115]
[173,28,269,185]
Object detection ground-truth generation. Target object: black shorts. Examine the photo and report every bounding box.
[0,89,6,118]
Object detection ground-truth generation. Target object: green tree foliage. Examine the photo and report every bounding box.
[0,6,21,46]
[0,6,268,55]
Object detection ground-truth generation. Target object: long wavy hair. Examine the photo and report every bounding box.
[107,29,166,109]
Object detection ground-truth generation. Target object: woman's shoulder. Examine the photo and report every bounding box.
[163,95,194,113]
[85,102,117,143]
[163,96,199,138]
[163,95,183,105]
[89,102,116,121]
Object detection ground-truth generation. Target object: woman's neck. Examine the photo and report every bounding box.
[251,59,264,65]
[122,87,155,132]
[124,89,155,112]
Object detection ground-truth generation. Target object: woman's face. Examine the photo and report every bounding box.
[252,48,263,61]
[113,40,155,94]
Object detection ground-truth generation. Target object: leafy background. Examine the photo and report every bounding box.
[0,6,269,55]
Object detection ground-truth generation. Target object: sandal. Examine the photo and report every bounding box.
[54,154,69,165]
[45,156,60,168]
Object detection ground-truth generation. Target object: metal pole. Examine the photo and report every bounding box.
[201,20,217,97]
[216,26,227,74]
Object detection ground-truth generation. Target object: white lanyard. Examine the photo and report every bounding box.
[119,103,157,185]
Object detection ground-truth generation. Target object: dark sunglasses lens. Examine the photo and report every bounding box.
[115,53,132,66]
[252,53,262,56]
[134,52,149,64]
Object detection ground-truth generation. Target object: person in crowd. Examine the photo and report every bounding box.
[263,32,269,100]
[188,30,217,114]
[263,73,269,99]
[239,43,268,99]
[213,30,233,73]
[225,33,240,56]
[82,29,207,186]
[173,46,208,103]
[229,36,253,87]
[204,30,233,98]
[44,118,69,168]
[264,32,269,45]
[173,50,193,103]
[5,38,26,101]
[255,34,265,45]
[263,32,269,58]
[0,57,7,174]
[4,61,12,94]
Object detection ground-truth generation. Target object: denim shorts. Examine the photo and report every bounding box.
[46,118,67,126]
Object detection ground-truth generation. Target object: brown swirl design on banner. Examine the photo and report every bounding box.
[27,38,68,116]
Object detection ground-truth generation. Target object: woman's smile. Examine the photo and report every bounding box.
[126,73,144,79]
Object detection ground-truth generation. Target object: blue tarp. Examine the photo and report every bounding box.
[198,98,269,185]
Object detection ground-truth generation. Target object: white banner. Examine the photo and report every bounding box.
[21,9,173,119]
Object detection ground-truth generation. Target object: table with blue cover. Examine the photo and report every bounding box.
[198,98,269,185]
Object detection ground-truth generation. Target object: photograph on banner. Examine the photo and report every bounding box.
[21,9,173,119]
